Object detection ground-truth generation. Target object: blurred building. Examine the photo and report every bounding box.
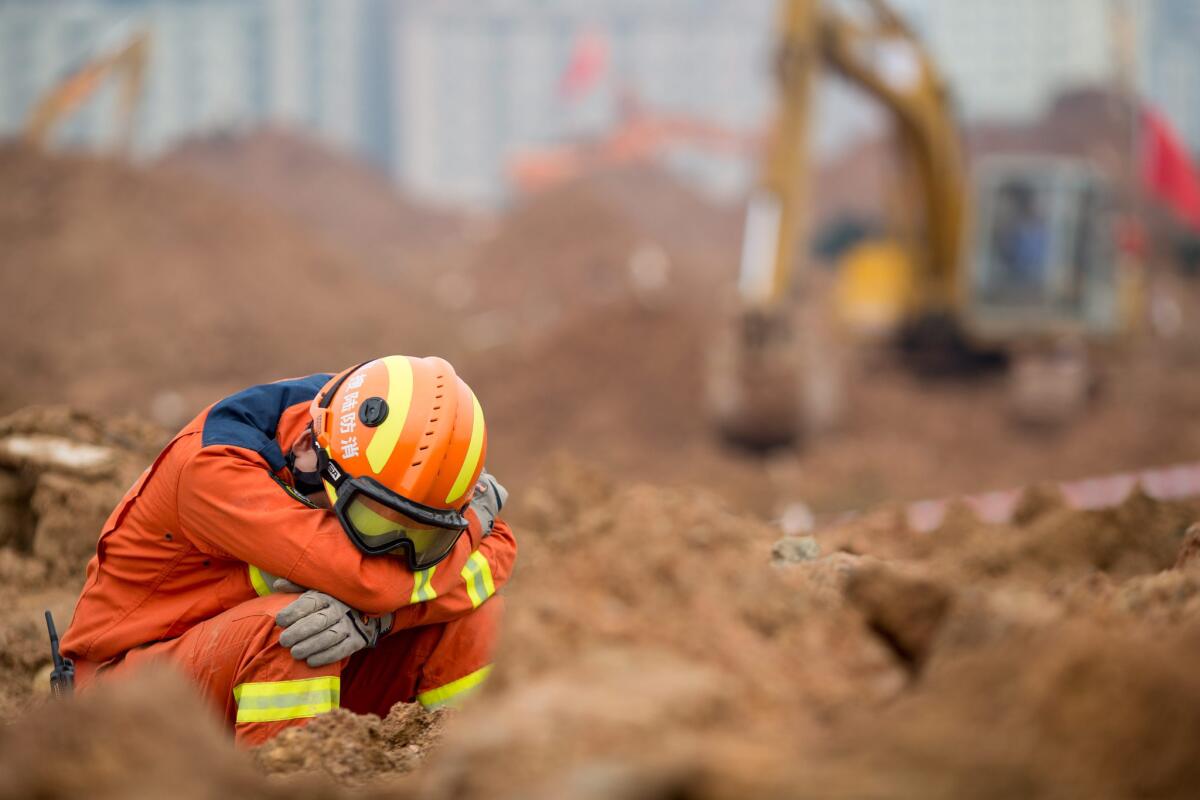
[0,0,776,206]
[3,0,1198,207]
[391,0,775,206]
[0,0,390,163]
[1142,0,1200,157]
[900,0,1114,123]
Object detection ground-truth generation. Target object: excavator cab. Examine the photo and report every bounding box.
[964,157,1121,423]
[966,157,1120,343]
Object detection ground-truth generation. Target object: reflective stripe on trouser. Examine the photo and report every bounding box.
[416,664,492,709]
[233,676,340,723]
[85,593,504,747]
[339,594,505,721]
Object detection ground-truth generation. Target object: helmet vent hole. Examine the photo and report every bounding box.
[411,461,422,467]
[419,445,429,451]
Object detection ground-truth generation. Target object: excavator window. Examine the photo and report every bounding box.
[970,162,1118,336]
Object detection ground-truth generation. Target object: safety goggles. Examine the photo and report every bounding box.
[319,455,467,570]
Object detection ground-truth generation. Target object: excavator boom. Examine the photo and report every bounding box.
[714,0,967,449]
[24,30,150,155]
[740,0,965,314]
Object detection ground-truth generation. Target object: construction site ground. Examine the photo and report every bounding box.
[2,135,1200,798]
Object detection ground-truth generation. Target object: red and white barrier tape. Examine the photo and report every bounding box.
[901,460,1200,533]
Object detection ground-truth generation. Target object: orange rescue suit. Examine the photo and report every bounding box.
[62,374,516,744]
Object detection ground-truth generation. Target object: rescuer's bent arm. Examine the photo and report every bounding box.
[177,446,516,616]
[387,518,515,630]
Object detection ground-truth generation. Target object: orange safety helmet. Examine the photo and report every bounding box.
[308,355,487,568]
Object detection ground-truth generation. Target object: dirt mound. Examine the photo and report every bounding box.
[0,451,1198,797]
[553,166,742,260]
[255,704,449,785]
[475,301,716,487]
[7,139,1199,527]
[0,144,455,425]
[452,157,1200,521]
[161,129,464,271]
[0,405,163,717]
[446,167,736,350]
[405,471,1200,800]
[813,623,1200,800]
[0,668,283,800]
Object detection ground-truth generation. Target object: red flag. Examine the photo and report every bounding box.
[1141,106,1200,231]
[559,28,609,99]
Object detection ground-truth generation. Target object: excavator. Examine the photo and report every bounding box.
[709,0,1126,449]
[23,27,150,155]
[507,93,757,195]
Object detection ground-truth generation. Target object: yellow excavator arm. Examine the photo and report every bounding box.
[715,0,967,449]
[24,30,150,154]
[739,0,965,313]
[737,0,822,309]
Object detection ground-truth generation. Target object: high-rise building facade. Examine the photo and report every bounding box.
[390,0,775,206]
[2,1,1196,207]
[0,0,387,162]
[1143,0,1200,154]
[903,0,1115,123]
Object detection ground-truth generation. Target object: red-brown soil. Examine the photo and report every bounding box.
[2,138,1200,798]
[2,451,1198,798]
[160,129,465,273]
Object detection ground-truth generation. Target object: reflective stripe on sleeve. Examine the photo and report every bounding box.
[410,565,439,604]
[233,676,340,724]
[248,564,271,597]
[460,550,495,609]
[416,665,492,710]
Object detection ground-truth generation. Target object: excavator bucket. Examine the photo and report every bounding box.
[707,303,842,451]
[707,309,804,450]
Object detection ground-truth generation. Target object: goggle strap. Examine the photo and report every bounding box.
[321,455,350,489]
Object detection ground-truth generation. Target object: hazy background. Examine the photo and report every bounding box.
[1,0,1195,207]
[3,0,1199,517]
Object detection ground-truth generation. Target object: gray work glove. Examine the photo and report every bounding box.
[470,469,508,536]
[275,589,392,667]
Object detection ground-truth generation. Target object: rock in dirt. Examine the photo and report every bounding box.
[0,406,161,582]
[771,535,821,564]
[0,434,115,477]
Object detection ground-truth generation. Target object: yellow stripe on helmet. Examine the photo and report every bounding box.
[445,391,485,504]
[365,356,415,474]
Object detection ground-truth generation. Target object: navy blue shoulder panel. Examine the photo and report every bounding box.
[201,373,332,472]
